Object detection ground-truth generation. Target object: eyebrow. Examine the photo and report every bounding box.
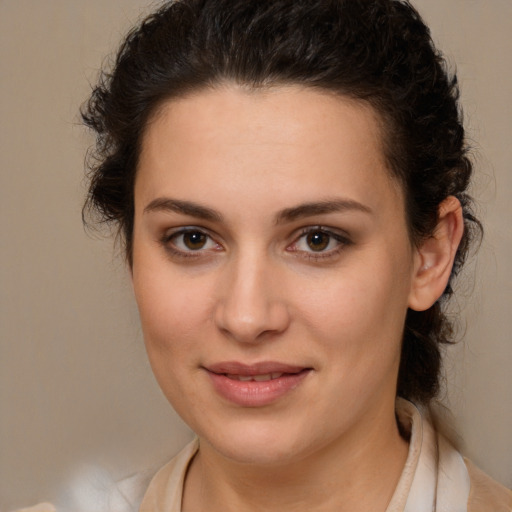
[143,198,223,222]
[143,197,372,223]
[274,198,372,224]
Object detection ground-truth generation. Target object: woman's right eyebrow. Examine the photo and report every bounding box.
[143,198,223,222]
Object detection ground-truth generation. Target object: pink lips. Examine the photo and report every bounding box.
[204,361,311,407]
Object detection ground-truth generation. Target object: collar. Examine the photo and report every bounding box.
[387,398,471,512]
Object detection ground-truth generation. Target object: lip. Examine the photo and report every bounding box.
[204,361,312,407]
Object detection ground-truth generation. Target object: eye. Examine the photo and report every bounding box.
[163,228,221,255]
[288,227,351,258]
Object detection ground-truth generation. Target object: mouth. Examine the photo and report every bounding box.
[204,362,312,407]
[205,361,309,375]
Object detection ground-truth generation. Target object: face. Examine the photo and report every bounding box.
[132,86,419,465]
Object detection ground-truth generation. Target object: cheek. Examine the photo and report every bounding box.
[132,263,213,356]
[297,261,408,333]
[132,266,213,409]
[294,252,412,376]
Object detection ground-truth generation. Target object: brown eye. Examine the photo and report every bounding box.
[288,227,351,260]
[162,228,221,258]
[183,231,208,250]
[306,231,330,251]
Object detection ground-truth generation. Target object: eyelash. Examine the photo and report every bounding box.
[160,226,352,261]
[288,227,352,261]
[161,228,221,259]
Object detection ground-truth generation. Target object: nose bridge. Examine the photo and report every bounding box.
[214,245,289,343]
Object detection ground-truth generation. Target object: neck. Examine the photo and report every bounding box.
[182,401,409,512]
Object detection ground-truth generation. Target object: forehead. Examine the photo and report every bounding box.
[143,85,386,159]
[136,85,402,213]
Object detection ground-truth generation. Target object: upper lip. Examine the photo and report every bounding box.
[205,361,308,376]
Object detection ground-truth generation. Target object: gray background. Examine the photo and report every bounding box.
[1,1,511,509]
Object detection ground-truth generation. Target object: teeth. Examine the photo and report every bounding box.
[226,372,284,381]
[253,374,272,382]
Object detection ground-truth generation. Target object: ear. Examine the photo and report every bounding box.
[408,196,464,311]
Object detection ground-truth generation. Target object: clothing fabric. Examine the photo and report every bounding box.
[15,399,512,512]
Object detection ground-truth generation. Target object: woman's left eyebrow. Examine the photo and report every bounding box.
[274,199,373,224]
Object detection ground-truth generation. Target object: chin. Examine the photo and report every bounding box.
[197,415,321,467]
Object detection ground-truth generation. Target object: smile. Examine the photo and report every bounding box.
[204,362,312,407]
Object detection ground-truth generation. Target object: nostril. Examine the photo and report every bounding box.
[213,266,291,343]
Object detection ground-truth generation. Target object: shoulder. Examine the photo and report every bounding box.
[465,458,512,512]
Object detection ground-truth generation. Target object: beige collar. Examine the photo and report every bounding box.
[387,398,471,511]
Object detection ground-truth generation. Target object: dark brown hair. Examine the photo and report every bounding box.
[82,0,481,404]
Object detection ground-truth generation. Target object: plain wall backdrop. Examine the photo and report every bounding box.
[1,0,511,509]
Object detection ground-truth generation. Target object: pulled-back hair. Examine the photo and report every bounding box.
[82,0,481,405]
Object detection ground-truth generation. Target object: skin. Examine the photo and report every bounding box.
[132,85,463,511]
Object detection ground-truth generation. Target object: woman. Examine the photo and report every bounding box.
[18,0,511,510]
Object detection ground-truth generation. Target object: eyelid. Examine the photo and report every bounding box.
[287,226,352,258]
[161,226,223,257]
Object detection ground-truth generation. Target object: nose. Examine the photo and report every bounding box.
[214,252,290,344]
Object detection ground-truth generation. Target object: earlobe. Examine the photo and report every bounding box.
[408,196,464,311]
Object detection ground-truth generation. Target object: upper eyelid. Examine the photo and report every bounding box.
[162,224,348,237]
[163,225,218,240]
[293,226,351,241]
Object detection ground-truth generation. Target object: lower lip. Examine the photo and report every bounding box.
[206,369,311,407]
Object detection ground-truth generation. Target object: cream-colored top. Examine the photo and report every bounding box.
[15,400,512,512]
